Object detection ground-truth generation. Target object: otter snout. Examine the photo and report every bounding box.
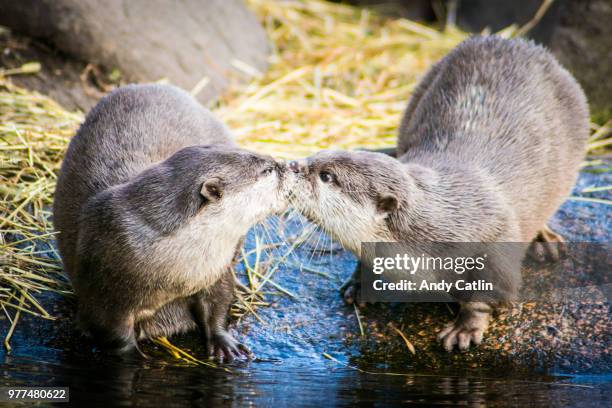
[288,160,299,173]
[289,159,307,174]
[275,158,287,171]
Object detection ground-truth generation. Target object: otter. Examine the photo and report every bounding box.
[288,36,589,351]
[54,84,289,360]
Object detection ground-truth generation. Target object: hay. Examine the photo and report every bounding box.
[216,0,468,158]
[0,0,610,352]
[0,72,79,348]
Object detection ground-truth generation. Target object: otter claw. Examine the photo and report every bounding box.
[437,304,491,352]
[438,323,484,352]
[208,332,252,363]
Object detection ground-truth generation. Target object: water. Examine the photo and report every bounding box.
[0,164,610,406]
[2,344,610,406]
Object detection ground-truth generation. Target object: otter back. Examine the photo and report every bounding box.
[398,35,589,241]
[54,84,233,277]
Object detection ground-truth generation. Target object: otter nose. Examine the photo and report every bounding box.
[289,160,301,173]
[275,159,286,171]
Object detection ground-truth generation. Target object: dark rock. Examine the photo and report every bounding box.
[457,0,562,42]
[456,0,611,121]
[341,0,438,22]
[547,0,612,122]
[0,0,269,106]
[0,30,99,111]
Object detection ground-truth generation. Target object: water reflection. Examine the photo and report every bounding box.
[2,346,610,407]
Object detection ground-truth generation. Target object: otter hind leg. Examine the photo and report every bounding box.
[437,302,492,352]
[86,313,147,359]
[529,225,566,262]
[191,272,252,363]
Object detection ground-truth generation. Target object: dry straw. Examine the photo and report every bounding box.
[0,0,610,353]
[217,0,468,158]
[0,75,79,349]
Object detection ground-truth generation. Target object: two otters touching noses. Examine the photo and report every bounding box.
[53,36,589,360]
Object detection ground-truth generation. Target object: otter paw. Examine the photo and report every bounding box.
[529,226,566,262]
[208,331,252,363]
[437,308,490,352]
[340,280,367,308]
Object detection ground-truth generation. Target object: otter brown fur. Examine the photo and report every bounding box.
[289,36,589,351]
[54,84,289,359]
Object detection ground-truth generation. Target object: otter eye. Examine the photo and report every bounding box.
[319,171,333,183]
[261,166,274,176]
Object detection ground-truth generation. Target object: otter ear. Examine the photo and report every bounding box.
[377,195,398,214]
[201,177,224,201]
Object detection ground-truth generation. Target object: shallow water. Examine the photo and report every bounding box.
[2,352,610,406]
[0,164,610,406]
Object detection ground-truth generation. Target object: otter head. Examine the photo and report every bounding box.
[287,150,411,254]
[125,144,290,237]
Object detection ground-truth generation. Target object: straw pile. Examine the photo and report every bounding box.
[0,0,610,351]
[217,0,468,158]
[0,70,79,349]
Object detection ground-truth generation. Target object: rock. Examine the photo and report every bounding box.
[453,0,563,43]
[342,0,438,22]
[455,0,611,121]
[0,30,98,111]
[547,0,612,122]
[0,0,269,106]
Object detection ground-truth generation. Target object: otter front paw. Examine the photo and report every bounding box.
[207,331,252,363]
[340,279,361,306]
[437,303,491,351]
[340,267,366,307]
